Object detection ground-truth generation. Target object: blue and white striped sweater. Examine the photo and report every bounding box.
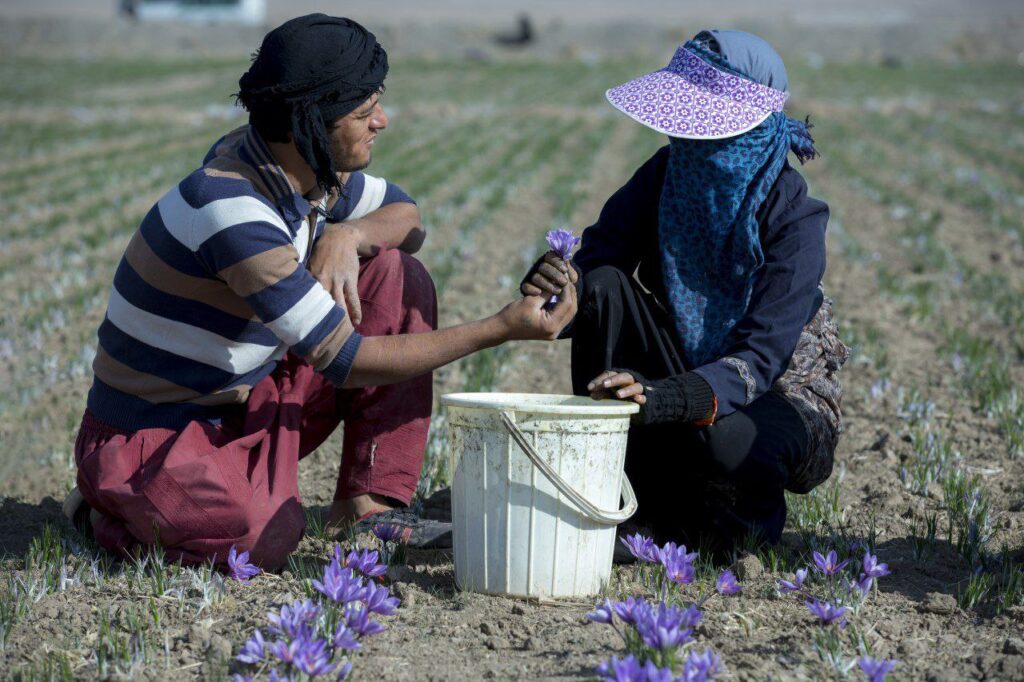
[88,125,413,431]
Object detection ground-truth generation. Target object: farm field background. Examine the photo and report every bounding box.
[2,7,1024,680]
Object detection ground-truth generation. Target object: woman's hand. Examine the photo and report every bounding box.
[587,370,646,405]
[521,251,577,297]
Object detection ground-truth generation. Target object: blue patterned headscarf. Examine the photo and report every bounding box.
[658,32,817,367]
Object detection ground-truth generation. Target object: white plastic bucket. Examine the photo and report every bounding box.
[441,392,638,598]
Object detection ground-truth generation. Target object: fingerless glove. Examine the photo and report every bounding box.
[615,369,717,426]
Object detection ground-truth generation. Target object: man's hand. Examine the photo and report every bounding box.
[587,370,647,405]
[521,251,577,297]
[308,224,364,325]
[498,278,577,340]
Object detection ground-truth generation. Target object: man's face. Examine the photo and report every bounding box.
[326,91,388,173]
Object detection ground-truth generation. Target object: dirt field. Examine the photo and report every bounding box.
[2,9,1024,681]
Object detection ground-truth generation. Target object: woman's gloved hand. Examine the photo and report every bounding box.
[587,368,716,426]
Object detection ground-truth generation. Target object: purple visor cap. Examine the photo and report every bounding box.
[606,46,789,139]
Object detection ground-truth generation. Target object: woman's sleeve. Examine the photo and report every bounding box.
[572,146,669,277]
[691,184,829,420]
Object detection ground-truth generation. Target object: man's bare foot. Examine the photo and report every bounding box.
[327,493,396,532]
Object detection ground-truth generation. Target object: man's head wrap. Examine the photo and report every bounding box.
[237,14,388,194]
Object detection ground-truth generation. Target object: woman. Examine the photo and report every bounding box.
[524,30,848,555]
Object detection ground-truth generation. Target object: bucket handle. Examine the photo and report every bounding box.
[500,410,637,525]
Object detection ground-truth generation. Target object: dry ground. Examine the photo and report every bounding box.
[1,22,1024,681]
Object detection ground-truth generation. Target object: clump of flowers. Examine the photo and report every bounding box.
[233,543,397,680]
[589,534,736,680]
[775,547,896,679]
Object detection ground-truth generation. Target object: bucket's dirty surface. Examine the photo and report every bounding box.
[441,393,638,599]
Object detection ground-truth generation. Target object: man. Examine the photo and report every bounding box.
[65,14,576,569]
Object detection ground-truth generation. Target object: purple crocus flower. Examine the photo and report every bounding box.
[778,567,809,594]
[715,569,742,595]
[620,533,658,563]
[546,229,581,260]
[812,550,850,576]
[373,523,409,544]
[333,623,361,651]
[339,547,388,579]
[657,542,698,585]
[344,604,386,638]
[862,551,891,579]
[227,545,260,583]
[267,600,319,640]
[236,629,266,664]
[853,574,874,599]
[232,674,253,682]
[336,661,354,680]
[641,661,676,682]
[805,598,848,628]
[269,638,303,666]
[292,636,336,677]
[597,655,642,682]
[587,598,615,624]
[858,656,898,682]
[634,602,696,651]
[313,561,364,605]
[683,647,723,681]
[360,581,400,616]
[610,596,646,626]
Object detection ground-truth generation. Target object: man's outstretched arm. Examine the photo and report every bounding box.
[342,280,577,388]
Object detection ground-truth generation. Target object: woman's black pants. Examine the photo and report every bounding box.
[570,266,810,556]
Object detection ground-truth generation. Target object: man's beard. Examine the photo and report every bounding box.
[330,143,371,173]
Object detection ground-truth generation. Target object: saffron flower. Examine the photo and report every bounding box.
[596,655,644,682]
[236,629,266,664]
[360,581,400,616]
[587,598,615,624]
[862,551,891,579]
[267,600,319,640]
[858,656,898,682]
[373,522,409,544]
[292,637,336,677]
[620,533,658,563]
[344,603,386,638]
[715,569,741,595]
[805,598,848,628]
[657,542,698,585]
[339,547,387,579]
[546,229,581,260]
[683,647,723,681]
[777,568,808,594]
[610,596,646,626]
[812,549,849,576]
[634,602,697,651]
[227,545,260,583]
[333,623,361,651]
[313,561,364,605]
[853,574,875,599]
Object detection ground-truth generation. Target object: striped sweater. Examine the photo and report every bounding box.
[88,125,414,431]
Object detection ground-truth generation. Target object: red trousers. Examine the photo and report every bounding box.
[75,249,437,570]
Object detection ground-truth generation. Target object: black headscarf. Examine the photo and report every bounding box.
[238,14,389,194]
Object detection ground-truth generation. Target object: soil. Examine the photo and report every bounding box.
[3,7,1024,682]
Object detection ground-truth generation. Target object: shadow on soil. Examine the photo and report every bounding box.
[0,496,64,557]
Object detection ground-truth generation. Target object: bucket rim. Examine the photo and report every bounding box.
[440,392,640,416]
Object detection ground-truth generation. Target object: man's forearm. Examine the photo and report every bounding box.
[338,202,425,256]
[342,316,506,388]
